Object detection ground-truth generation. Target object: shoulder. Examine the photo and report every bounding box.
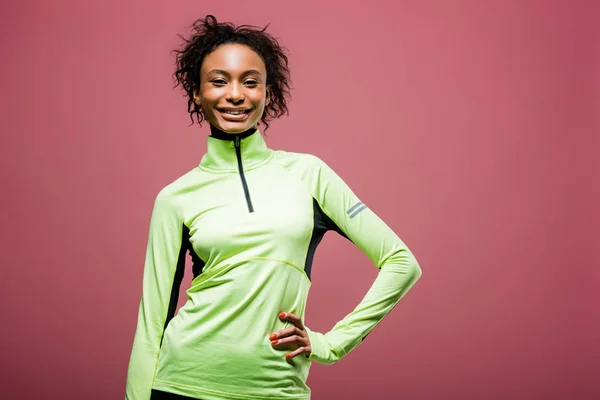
[271,149,330,171]
[154,167,201,208]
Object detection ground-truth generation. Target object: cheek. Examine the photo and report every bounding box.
[252,91,268,108]
[199,94,218,115]
[198,86,218,105]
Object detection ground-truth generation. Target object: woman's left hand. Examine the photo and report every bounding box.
[269,312,312,359]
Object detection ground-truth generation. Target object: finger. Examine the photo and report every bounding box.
[272,335,307,346]
[270,326,303,340]
[285,346,310,360]
[278,312,304,330]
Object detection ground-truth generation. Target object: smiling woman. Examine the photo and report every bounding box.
[171,15,290,133]
[125,14,422,400]
[193,44,269,134]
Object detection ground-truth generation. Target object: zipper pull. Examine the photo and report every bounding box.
[234,136,240,148]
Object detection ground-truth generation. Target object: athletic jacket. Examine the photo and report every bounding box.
[125,129,422,400]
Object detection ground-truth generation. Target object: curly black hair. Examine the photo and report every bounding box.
[172,15,291,131]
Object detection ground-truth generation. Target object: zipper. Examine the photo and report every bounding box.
[234,136,254,213]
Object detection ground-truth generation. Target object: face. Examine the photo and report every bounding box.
[194,43,270,134]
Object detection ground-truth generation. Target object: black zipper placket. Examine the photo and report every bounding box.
[234,136,254,213]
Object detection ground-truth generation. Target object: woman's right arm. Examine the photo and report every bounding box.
[125,189,186,400]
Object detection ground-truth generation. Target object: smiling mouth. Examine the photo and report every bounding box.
[218,109,252,115]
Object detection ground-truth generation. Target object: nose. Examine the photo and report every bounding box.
[226,82,244,103]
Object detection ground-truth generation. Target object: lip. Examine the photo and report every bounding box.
[218,108,252,121]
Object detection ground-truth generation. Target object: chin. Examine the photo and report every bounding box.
[216,121,255,134]
[220,126,248,134]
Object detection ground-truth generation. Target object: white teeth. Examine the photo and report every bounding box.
[223,110,246,115]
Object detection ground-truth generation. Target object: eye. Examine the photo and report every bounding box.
[244,80,258,86]
[211,79,227,86]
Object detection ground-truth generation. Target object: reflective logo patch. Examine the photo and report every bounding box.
[347,201,367,219]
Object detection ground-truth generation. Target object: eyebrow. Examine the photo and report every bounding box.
[207,69,262,78]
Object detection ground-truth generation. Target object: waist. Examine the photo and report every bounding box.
[156,327,312,398]
[154,259,312,397]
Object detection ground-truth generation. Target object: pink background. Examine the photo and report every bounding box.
[1,0,598,399]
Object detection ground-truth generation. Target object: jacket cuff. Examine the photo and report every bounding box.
[304,326,337,365]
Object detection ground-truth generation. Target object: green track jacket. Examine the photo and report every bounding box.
[125,129,422,399]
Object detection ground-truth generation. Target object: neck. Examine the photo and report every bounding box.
[209,124,258,140]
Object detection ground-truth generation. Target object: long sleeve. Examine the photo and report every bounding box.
[125,189,187,399]
[304,155,422,365]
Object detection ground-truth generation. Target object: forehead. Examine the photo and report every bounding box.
[201,43,266,75]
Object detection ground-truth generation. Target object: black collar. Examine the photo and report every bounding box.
[209,124,258,141]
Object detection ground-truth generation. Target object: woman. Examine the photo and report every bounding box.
[126,15,422,400]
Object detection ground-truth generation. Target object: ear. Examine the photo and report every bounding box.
[193,88,201,105]
[266,86,271,106]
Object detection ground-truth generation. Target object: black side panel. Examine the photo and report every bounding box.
[160,224,188,344]
[304,199,351,280]
[189,242,206,279]
[151,389,199,400]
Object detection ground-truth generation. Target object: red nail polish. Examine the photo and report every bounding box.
[285,354,291,359]
[269,334,277,340]
[271,340,278,345]
[279,312,286,318]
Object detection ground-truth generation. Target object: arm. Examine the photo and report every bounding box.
[304,156,422,365]
[125,190,187,399]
